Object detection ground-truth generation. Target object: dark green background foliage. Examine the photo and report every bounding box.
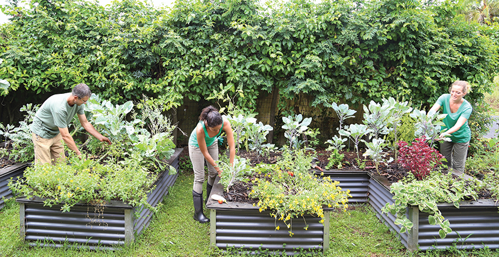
[0,0,498,121]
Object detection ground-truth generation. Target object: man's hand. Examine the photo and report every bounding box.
[99,136,112,145]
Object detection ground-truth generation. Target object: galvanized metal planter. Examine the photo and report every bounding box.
[206,177,331,255]
[0,163,30,210]
[16,148,183,249]
[317,170,369,204]
[368,173,499,251]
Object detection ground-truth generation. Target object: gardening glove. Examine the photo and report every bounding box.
[217,136,224,146]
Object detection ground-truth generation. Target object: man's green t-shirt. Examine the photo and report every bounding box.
[436,94,473,143]
[31,93,85,139]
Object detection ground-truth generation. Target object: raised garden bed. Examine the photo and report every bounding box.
[206,176,331,255]
[0,162,30,210]
[16,148,183,249]
[368,172,499,251]
[316,170,369,204]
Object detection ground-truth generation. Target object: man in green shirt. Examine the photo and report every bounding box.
[31,83,111,164]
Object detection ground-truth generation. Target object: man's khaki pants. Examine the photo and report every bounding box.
[32,133,66,165]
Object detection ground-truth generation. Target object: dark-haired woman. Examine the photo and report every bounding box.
[188,106,235,223]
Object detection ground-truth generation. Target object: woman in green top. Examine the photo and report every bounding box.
[429,81,473,173]
[188,106,235,223]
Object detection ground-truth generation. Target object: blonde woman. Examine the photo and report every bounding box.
[429,81,473,173]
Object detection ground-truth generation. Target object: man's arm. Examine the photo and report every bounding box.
[77,114,112,144]
[59,127,82,155]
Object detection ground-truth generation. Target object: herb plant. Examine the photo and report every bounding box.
[325,136,347,169]
[383,171,483,239]
[9,155,157,213]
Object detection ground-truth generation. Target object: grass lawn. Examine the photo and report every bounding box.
[1,170,498,257]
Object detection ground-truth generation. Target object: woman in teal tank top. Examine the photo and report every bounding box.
[188,106,235,223]
[429,81,473,173]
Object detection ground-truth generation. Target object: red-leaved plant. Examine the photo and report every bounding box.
[397,137,444,180]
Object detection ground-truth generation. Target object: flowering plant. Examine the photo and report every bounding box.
[249,148,350,236]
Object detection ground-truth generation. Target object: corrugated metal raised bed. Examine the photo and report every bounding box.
[16,148,183,249]
[206,177,331,255]
[317,170,369,204]
[368,173,499,251]
[1,163,30,210]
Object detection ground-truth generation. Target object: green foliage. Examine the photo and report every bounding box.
[363,100,393,139]
[466,138,499,176]
[326,148,344,170]
[385,113,417,151]
[217,156,252,193]
[410,108,448,146]
[9,155,157,213]
[383,171,484,239]
[363,138,392,174]
[83,94,176,172]
[1,0,498,117]
[339,124,372,161]
[250,148,351,235]
[282,114,312,149]
[0,104,39,162]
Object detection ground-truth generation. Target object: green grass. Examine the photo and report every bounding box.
[1,170,498,256]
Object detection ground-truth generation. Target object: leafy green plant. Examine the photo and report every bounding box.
[410,109,448,146]
[0,104,39,162]
[383,97,413,161]
[339,124,372,162]
[0,58,9,95]
[249,148,350,236]
[9,154,157,213]
[282,114,312,150]
[330,102,357,135]
[383,171,483,239]
[363,138,392,174]
[363,100,393,139]
[83,95,175,172]
[466,138,499,176]
[246,121,274,159]
[325,136,347,169]
[227,114,257,152]
[217,156,252,193]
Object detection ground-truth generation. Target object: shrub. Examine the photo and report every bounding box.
[397,137,444,180]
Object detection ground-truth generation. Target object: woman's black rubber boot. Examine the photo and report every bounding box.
[193,190,210,223]
[205,183,213,205]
